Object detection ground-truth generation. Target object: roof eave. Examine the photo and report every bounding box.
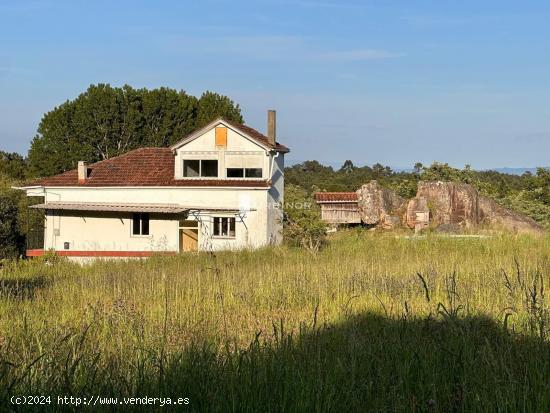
[170,118,288,153]
[169,117,226,151]
[11,185,43,190]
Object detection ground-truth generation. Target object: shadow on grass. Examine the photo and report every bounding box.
[159,313,550,412]
[3,313,550,412]
[0,276,51,300]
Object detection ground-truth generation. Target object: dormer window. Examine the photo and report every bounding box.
[183,159,218,178]
[226,168,263,178]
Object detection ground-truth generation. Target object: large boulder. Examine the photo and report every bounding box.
[356,181,406,227]
[415,181,480,228]
[413,181,543,235]
[344,179,543,235]
[479,196,543,235]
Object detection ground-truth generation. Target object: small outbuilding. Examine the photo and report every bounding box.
[313,192,361,225]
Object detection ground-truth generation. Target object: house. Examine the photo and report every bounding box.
[313,192,361,225]
[17,111,289,258]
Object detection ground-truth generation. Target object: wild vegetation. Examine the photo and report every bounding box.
[1,233,549,411]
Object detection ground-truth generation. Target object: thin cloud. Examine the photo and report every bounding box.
[160,34,403,64]
[316,49,404,62]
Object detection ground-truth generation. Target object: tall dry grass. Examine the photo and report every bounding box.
[0,231,549,411]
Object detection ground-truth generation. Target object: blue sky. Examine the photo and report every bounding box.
[1,0,550,168]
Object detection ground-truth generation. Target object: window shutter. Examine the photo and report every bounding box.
[215,127,227,146]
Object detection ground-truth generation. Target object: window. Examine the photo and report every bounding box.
[213,217,236,238]
[183,159,218,177]
[245,168,262,178]
[225,168,262,178]
[227,168,244,178]
[132,213,150,235]
[201,160,218,177]
[183,160,200,177]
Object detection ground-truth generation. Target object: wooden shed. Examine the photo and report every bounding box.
[314,192,361,224]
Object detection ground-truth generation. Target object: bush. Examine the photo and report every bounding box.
[283,184,327,252]
[0,190,24,259]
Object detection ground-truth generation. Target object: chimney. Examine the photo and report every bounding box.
[267,110,276,146]
[77,161,88,183]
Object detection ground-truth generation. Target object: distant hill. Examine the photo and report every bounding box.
[286,159,549,176]
[489,167,548,175]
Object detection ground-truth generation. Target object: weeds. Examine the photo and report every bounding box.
[0,232,549,411]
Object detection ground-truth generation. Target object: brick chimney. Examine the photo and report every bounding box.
[77,161,88,183]
[267,110,276,146]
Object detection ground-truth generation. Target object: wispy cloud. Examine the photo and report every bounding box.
[160,34,403,63]
[315,49,404,62]
[270,0,371,10]
[400,14,503,28]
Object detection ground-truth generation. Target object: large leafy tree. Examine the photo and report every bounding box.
[28,84,243,177]
[196,91,243,127]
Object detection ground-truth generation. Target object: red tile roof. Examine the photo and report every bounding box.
[225,120,289,153]
[314,192,358,202]
[27,148,270,188]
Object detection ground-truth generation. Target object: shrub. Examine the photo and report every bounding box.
[282,184,327,252]
[0,190,24,259]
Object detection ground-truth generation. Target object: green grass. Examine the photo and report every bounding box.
[1,232,550,411]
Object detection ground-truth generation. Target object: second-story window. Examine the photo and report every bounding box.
[183,160,218,177]
[226,168,263,178]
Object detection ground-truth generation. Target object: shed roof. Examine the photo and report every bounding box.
[313,192,358,203]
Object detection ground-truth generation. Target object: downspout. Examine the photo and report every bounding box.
[267,151,280,244]
[269,151,280,183]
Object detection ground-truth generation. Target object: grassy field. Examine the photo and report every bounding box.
[1,232,550,411]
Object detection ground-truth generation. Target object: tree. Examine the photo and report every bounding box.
[28,85,243,177]
[195,91,243,127]
[141,87,199,147]
[0,151,27,181]
[283,184,327,253]
[340,160,355,174]
[0,190,24,259]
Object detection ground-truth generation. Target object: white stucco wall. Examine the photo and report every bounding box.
[174,123,270,179]
[38,187,271,252]
[44,211,179,252]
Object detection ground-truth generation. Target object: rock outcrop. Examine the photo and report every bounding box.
[356,181,406,228]
[478,196,543,235]
[336,179,543,235]
[415,181,480,228]
[412,181,542,235]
